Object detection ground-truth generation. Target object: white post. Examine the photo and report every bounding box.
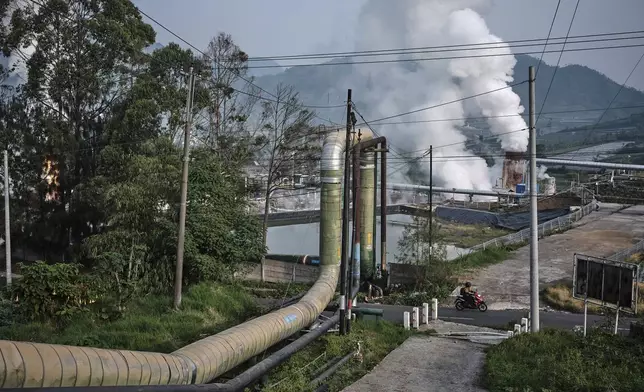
[507,330,514,338]
[528,65,540,332]
[412,307,419,329]
[431,298,438,320]
[3,150,10,286]
[403,311,410,330]
[514,324,522,335]
[614,307,620,335]
[583,299,588,337]
[422,302,429,324]
[521,317,529,333]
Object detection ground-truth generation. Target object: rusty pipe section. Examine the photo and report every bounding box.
[0,130,373,389]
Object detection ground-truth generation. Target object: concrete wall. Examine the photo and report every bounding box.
[387,263,426,286]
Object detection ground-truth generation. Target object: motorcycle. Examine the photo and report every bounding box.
[454,291,488,312]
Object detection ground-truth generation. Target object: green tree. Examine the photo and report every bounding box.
[2,0,156,257]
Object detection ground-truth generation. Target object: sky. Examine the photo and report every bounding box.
[133,0,644,90]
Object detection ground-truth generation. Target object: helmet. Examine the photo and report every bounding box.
[465,282,472,287]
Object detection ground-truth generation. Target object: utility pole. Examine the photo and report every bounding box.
[4,150,11,286]
[528,65,540,332]
[428,145,433,259]
[174,68,196,309]
[339,89,352,334]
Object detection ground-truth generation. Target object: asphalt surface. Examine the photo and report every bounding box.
[358,303,636,333]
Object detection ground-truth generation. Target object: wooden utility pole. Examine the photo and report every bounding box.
[174,68,196,309]
[4,150,11,286]
[528,66,540,332]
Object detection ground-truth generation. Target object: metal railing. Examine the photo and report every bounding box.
[609,239,644,262]
[471,201,597,251]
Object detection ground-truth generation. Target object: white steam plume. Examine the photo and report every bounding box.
[346,0,528,192]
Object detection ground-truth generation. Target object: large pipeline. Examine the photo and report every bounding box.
[0,130,379,388]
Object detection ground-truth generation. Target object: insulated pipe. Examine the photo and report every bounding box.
[536,158,644,171]
[389,183,514,198]
[360,150,375,280]
[0,130,372,388]
[351,146,361,301]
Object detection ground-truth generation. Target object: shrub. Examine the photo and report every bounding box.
[10,261,94,322]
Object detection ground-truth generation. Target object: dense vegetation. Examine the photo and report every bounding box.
[0,0,315,320]
[485,329,644,392]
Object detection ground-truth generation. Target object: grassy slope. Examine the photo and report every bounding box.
[263,320,413,392]
[0,283,259,352]
[485,329,644,392]
[438,221,511,248]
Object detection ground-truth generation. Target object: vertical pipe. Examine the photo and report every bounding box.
[372,151,378,278]
[4,150,11,286]
[360,150,375,280]
[529,65,540,332]
[340,89,352,335]
[380,141,388,274]
[428,145,433,259]
[352,146,362,298]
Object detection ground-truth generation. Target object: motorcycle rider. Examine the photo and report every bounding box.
[460,282,476,308]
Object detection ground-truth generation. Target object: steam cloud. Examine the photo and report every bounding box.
[345,0,529,191]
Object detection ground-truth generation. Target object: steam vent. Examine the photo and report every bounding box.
[502,151,526,190]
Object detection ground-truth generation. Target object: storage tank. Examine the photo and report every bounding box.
[544,177,556,195]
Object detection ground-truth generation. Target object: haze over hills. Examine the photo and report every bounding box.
[254,54,644,130]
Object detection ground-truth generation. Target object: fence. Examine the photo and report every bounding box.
[241,258,322,284]
[609,240,644,262]
[471,201,597,251]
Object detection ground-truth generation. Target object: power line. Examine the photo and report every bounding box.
[244,43,644,69]
[365,82,528,123]
[246,29,644,62]
[567,50,644,161]
[536,0,580,126]
[534,0,562,77]
[134,6,345,111]
[357,104,644,127]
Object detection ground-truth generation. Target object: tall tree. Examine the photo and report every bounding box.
[2,0,156,257]
[200,33,264,163]
[258,83,316,245]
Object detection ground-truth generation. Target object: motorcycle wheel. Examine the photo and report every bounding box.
[478,302,488,312]
[455,301,465,311]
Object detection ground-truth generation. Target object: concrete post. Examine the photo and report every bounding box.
[403,312,410,330]
[422,303,429,324]
[521,317,529,333]
[514,324,522,335]
[412,307,419,329]
[431,298,438,320]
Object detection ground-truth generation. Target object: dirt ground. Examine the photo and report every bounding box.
[461,203,644,309]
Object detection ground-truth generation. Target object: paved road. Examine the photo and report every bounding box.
[359,303,635,333]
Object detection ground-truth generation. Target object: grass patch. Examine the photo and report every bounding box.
[452,242,524,273]
[438,221,511,248]
[0,283,259,352]
[262,320,413,392]
[484,329,644,392]
[542,282,644,314]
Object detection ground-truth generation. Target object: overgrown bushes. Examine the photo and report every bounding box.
[0,283,260,352]
[485,329,644,392]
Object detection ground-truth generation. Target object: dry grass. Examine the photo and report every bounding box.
[437,220,511,248]
[543,282,644,314]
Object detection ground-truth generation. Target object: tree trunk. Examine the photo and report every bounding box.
[261,187,271,283]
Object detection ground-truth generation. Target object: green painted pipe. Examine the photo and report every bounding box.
[0,130,374,388]
[360,150,375,279]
